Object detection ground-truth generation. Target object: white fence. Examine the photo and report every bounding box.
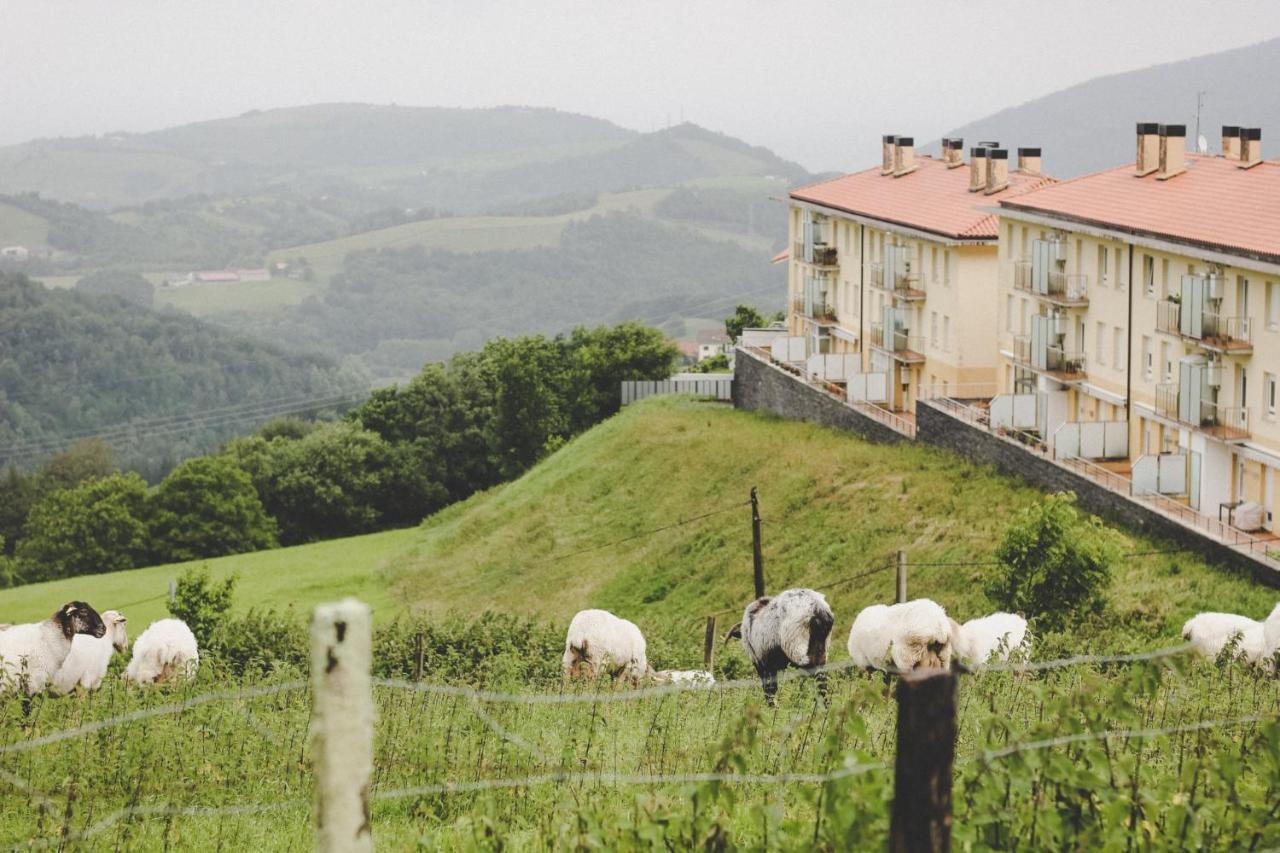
[1054,421,1129,461]
[806,353,858,382]
[621,376,733,405]
[848,372,888,404]
[1132,453,1187,496]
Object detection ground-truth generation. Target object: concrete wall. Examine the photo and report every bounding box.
[733,348,906,445]
[914,400,1280,587]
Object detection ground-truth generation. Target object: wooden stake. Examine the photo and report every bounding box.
[896,549,908,603]
[703,615,717,670]
[890,668,957,853]
[751,487,765,598]
[310,599,374,853]
[413,632,425,681]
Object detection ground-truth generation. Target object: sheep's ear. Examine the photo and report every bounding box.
[722,622,743,643]
[54,606,76,639]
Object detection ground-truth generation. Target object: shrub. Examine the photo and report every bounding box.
[985,492,1122,632]
[168,566,236,650]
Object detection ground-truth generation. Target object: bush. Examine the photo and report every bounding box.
[985,492,1123,632]
[373,612,565,687]
[168,566,236,650]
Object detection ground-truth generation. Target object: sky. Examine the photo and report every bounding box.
[3,0,1279,172]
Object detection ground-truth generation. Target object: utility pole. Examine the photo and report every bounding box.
[751,487,765,598]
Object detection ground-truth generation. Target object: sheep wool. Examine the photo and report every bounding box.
[562,609,648,681]
[125,619,200,685]
[730,588,834,703]
[847,598,953,673]
[51,610,129,695]
[952,612,1029,665]
[1182,612,1266,665]
[652,670,715,685]
[0,602,107,696]
[1264,603,1280,665]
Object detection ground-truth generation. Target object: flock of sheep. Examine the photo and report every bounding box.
[0,601,200,700]
[564,590,1280,703]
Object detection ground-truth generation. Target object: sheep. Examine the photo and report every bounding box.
[561,609,649,683]
[723,588,834,704]
[950,612,1030,666]
[847,598,953,674]
[1264,603,1280,668]
[651,669,715,685]
[125,619,200,685]
[50,610,129,695]
[1181,612,1266,665]
[0,602,107,696]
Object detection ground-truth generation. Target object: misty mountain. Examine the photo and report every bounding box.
[938,37,1279,178]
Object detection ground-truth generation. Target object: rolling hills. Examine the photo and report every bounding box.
[940,36,1280,178]
[5,397,1273,645]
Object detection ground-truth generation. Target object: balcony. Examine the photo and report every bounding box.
[891,270,927,301]
[1154,383,1179,419]
[791,294,836,324]
[1010,335,1087,382]
[1150,384,1250,441]
[1155,300,1253,355]
[1011,261,1088,307]
[870,322,926,363]
[868,262,885,290]
[793,242,838,269]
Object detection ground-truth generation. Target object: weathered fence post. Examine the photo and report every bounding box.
[413,632,424,681]
[896,550,908,603]
[890,669,957,853]
[703,615,717,670]
[751,487,765,598]
[310,599,374,853]
[168,579,177,606]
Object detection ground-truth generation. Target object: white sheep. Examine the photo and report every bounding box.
[561,609,649,682]
[652,669,715,685]
[125,619,200,685]
[950,612,1030,666]
[50,610,129,695]
[847,598,953,674]
[1263,603,1280,668]
[1182,612,1266,665]
[0,602,107,696]
[724,588,834,704]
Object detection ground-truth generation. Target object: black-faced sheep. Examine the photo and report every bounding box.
[724,588,833,704]
[0,602,107,696]
[51,609,129,694]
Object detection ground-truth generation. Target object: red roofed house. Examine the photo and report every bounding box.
[994,123,1280,532]
[787,134,1053,414]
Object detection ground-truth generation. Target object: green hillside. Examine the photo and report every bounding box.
[6,398,1273,645]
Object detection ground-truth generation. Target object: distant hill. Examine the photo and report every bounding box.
[0,272,367,476]
[939,37,1280,178]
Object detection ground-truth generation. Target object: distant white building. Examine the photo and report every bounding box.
[0,246,29,260]
[696,329,730,362]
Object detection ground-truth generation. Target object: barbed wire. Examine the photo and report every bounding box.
[967,643,1194,674]
[979,713,1273,762]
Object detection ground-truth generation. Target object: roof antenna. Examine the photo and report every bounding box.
[1194,90,1209,153]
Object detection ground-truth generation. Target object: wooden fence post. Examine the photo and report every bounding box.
[413,632,425,681]
[310,599,374,853]
[751,487,765,598]
[896,550,908,603]
[890,668,957,853]
[703,615,717,670]
[168,579,177,606]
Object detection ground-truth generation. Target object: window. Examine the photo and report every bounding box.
[1161,341,1172,383]
[1005,295,1014,333]
[1143,255,1155,296]
[1113,326,1125,371]
[1115,248,1125,291]
[930,311,938,346]
[943,250,952,287]
[1266,373,1277,417]
[1267,282,1279,329]
[1142,336,1153,381]
[1161,258,1170,299]
[1097,245,1109,288]
[943,316,951,351]
[930,247,938,284]
[1096,322,1107,366]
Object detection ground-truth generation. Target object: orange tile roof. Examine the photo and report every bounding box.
[999,154,1280,263]
[790,155,1054,240]
[770,249,789,264]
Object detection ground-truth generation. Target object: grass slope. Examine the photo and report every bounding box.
[4,398,1272,644]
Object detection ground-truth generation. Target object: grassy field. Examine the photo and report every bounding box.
[3,398,1280,849]
[154,279,322,315]
[0,201,49,250]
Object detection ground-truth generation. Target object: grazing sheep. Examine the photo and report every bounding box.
[1182,612,1265,665]
[951,612,1030,666]
[0,602,107,696]
[724,588,834,704]
[1264,603,1280,667]
[847,599,953,674]
[561,609,649,682]
[50,610,129,695]
[651,670,715,685]
[125,619,199,685]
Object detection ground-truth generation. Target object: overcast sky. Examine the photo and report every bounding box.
[3,0,1278,172]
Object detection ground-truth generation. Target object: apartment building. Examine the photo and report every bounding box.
[994,123,1280,531]
[785,136,1053,413]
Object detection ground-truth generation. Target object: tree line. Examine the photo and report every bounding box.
[0,323,675,586]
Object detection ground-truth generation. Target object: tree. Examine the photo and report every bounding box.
[16,472,151,581]
[985,493,1123,632]
[480,335,572,478]
[150,456,278,563]
[42,439,116,489]
[75,270,154,308]
[724,304,767,342]
[563,323,676,433]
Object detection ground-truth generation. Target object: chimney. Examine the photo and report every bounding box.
[882,135,897,175]
[1135,123,1159,176]
[944,137,965,168]
[968,147,989,192]
[1017,147,1042,175]
[1239,127,1262,168]
[978,140,1000,149]
[1222,125,1241,160]
[893,136,917,176]
[1156,124,1186,180]
[985,148,1010,194]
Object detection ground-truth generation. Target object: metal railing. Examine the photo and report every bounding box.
[1045,346,1087,378]
[870,322,926,357]
[1046,271,1088,305]
[793,242,837,267]
[1199,402,1250,440]
[867,262,885,290]
[1154,383,1179,419]
[1012,334,1032,364]
[892,271,926,299]
[791,294,836,321]
[1013,261,1033,293]
[1202,312,1252,348]
[1156,300,1181,336]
